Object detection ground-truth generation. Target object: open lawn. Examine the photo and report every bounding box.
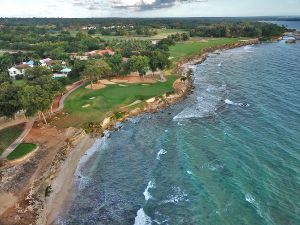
[55,76,177,128]
[7,143,37,161]
[94,28,186,41]
[169,38,244,62]
[0,123,25,155]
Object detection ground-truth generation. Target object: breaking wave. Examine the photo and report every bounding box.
[143,180,155,201]
[156,149,167,160]
[134,208,152,225]
[225,99,250,107]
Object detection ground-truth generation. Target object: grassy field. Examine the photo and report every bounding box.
[55,76,177,128]
[94,28,186,41]
[169,38,243,62]
[7,143,37,161]
[0,123,25,155]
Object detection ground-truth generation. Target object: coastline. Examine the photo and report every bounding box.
[0,38,260,225]
[42,38,261,224]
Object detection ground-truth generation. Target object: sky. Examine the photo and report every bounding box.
[0,0,299,17]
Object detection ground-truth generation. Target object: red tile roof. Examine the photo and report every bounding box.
[87,48,114,57]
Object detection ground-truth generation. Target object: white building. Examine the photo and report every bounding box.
[8,64,29,79]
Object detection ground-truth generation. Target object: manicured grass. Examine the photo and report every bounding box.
[93,28,186,41]
[0,124,25,155]
[7,143,37,161]
[55,76,177,128]
[169,38,244,62]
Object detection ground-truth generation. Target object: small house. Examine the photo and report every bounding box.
[8,64,29,79]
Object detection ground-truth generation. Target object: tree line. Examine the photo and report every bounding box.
[0,68,64,123]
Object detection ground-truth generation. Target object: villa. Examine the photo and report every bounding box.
[8,64,29,79]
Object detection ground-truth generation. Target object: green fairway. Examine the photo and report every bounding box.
[7,143,37,161]
[56,76,177,128]
[94,28,186,41]
[0,124,25,155]
[169,38,243,62]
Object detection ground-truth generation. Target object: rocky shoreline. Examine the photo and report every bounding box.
[0,38,260,225]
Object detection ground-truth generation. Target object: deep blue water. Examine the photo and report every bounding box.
[268,20,300,31]
[56,38,300,225]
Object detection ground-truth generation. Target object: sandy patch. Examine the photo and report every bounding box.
[111,76,157,84]
[111,79,129,83]
[46,136,95,225]
[118,84,127,87]
[85,82,106,90]
[99,79,115,85]
[0,193,18,215]
[89,97,95,100]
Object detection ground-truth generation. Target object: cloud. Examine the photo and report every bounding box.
[71,0,207,11]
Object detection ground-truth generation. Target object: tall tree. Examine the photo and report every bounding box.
[81,60,111,88]
[0,82,23,118]
[148,51,170,74]
[105,53,123,76]
[21,85,52,124]
[25,66,52,80]
[129,55,150,77]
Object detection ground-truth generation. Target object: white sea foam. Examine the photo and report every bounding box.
[156,149,167,160]
[75,131,110,190]
[244,45,254,53]
[245,193,264,217]
[225,99,250,107]
[161,187,189,204]
[187,170,193,175]
[245,193,256,204]
[143,180,156,201]
[134,208,152,225]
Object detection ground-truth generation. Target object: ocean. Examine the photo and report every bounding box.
[56,27,300,225]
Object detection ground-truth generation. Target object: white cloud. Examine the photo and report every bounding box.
[0,0,299,17]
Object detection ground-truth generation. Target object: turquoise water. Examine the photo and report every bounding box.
[57,39,300,225]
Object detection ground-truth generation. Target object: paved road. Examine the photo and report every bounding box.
[53,81,84,113]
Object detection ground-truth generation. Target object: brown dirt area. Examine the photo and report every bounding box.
[0,123,76,225]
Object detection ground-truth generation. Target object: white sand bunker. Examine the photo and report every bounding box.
[82,104,91,108]
[99,79,116,85]
[111,79,129,83]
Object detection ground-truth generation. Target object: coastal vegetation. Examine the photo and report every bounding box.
[0,123,25,155]
[6,143,37,161]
